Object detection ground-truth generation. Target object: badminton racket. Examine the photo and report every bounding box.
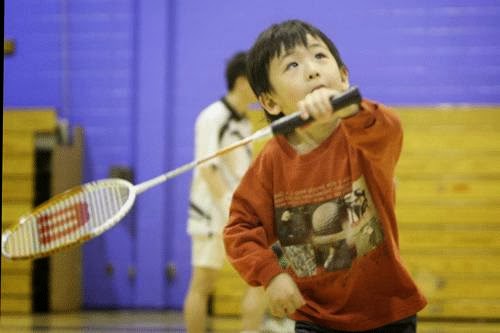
[2,87,361,260]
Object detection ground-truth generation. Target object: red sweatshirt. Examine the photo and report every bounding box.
[223,99,427,331]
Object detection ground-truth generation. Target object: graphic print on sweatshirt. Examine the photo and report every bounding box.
[274,176,384,277]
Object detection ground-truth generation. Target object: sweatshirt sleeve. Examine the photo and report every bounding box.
[341,99,403,171]
[223,153,283,288]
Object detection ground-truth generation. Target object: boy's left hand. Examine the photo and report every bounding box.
[265,273,306,318]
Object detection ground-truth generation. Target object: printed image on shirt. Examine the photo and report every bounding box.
[275,177,384,277]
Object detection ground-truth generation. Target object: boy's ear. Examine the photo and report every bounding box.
[340,67,350,90]
[258,93,282,115]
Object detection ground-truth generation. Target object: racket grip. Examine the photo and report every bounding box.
[270,86,362,135]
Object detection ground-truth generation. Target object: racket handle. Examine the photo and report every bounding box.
[270,86,362,135]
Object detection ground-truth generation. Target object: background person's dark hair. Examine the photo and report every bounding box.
[247,20,346,123]
[225,51,248,92]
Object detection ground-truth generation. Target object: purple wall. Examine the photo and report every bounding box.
[69,0,137,308]
[4,0,63,108]
[134,0,176,307]
[4,0,500,309]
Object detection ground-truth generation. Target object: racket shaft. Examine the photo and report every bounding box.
[134,127,272,195]
[135,87,361,194]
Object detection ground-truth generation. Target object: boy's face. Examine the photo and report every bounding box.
[260,34,349,116]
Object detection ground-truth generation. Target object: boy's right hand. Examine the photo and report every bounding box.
[298,87,359,125]
[265,273,306,318]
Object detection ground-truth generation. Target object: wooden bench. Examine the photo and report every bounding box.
[2,109,84,313]
[213,106,500,320]
[397,107,500,319]
[2,109,57,313]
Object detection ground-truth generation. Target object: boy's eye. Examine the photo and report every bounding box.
[315,52,327,59]
[285,62,298,71]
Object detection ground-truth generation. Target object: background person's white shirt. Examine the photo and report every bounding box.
[187,98,252,236]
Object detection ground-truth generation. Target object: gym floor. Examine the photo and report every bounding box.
[1,311,499,333]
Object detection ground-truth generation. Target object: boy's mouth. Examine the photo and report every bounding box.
[311,85,326,93]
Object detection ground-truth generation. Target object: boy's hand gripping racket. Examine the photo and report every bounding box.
[1,87,361,260]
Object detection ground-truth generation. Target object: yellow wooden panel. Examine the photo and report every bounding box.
[3,109,57,132]
[404,254,500,275]
[402,132,500,152]
[215,275,247,299]
[397,179,500,201]
[397,109,500,160]
[2,132,35,155]
[248,110,271,156]
[2,219,25,229]
[2,155,34,177]
[421,298,500,318]
[402,124,500,136]
[412,273,500,300]
[214,261,247,315]
[397,154,500,177]
[2,178,34,201]
[2,202,32,225]
[397,108,500,129]
[247,109,267,131]
[211,316,242,332]
[1,257,32,272]
[396,205,500,225]
[1,273,32,295]
[1,109,58,316]
[215,279,246,297]
[397,197,499,211]
[218,265,245,278]
[428,278,500,302]
[219,260,240,274]
[400,229,500,250]
[420,321,500,332]
[213,295,241,316]
[0,297,31,314]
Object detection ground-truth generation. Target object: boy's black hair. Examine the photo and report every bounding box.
[225,51,248,92]
[247,20,346,122]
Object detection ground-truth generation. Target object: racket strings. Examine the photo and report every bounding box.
[87,184,130,234]
[4,182,133,259]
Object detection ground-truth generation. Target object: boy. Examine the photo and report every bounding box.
[223,20,427,332]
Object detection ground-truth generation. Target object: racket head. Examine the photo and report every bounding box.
[2,178,136,260]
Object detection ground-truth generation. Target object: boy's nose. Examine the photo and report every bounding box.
[308,71,320,80]
[305,60,320,80]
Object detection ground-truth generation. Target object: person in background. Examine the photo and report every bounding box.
[184,51,291,333]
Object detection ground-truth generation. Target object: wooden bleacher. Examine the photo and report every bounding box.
[397,107,500,318]
[213,106,500,320]
[2,109,57,313]
[2,109,83,313]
